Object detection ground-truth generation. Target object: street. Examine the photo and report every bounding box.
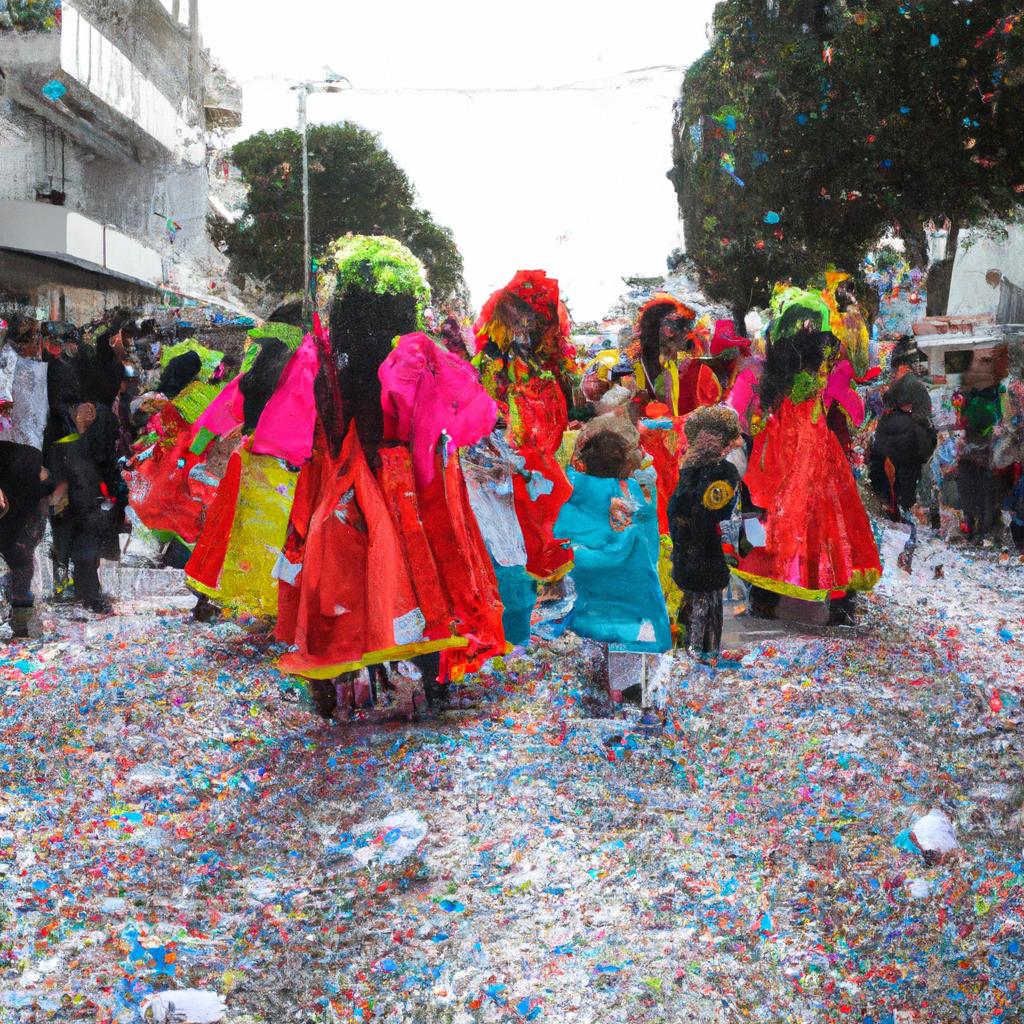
[0,526,1021,1023]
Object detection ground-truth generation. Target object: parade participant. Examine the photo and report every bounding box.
[276,236,501,717]
[869,375,938,521]
[47,402,120,614]
[703,319,753,405]
[955,342,1008,541]
[820,274,872,457]
[555,421,670,710]
[734,285,881,624]
[127,341,231,550]
[1,319,60,634]
[0,316,53,632]
[185,332,316,619]
[630,294,717,419]
[474,270,577,584]
[668,406,743,659]
[41,323,83,451]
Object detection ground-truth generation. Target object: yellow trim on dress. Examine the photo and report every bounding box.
[288,636,469,681]
[731,567,880,603]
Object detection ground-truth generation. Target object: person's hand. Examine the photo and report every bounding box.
[50,481,69,513]
[0,488,8,519]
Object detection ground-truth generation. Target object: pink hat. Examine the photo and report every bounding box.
[710,319,751,357]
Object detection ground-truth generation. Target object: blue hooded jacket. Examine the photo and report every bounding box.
[555,468,671,653]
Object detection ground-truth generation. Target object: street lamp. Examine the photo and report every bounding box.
[292,69,352,324]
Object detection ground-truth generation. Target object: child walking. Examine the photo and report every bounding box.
[668,406,742,659]
[555,427,671,719]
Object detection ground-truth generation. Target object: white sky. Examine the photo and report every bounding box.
[198,0,717,320]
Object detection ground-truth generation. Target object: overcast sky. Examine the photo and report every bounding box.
[199,0,718,320]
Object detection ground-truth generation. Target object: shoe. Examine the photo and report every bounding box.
[85,595,113,614]
[192,596,219,623]
[309,679,337,720]
[9,604,37,639]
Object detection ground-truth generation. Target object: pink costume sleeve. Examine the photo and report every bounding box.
[824,359,865,427]
[728,364,762,431]
[195,377,244,437]
[379,332,498,488]
[251,335,319,465]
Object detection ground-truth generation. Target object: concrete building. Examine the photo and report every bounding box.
[947,223,1024,322]
[0,0,243,323]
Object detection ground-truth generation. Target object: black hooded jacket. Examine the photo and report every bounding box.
[869,411,937,512]
[668,459,741,592]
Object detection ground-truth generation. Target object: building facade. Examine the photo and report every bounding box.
[0,0,242,323]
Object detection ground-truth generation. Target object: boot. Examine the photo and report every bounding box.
[828,593,857,627]
[309,679,337,720]
[9,602,38,639]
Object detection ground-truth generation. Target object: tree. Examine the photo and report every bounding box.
[671,1,1024,321]
[214,123,466,306]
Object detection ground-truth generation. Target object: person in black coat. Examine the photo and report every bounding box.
[869,374,937,518]
[0,440,58,635]
[47,402,121,613]
[42,325,83,451]
[668,406,742,658]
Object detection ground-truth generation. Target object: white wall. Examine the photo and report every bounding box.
[948,223,1024,317]
[60,1,204,164]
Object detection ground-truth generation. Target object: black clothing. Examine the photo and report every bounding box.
[869,409,937,513]
[240,339,291,432]
[47,431,120,604]
[668,459,741,592]
[92,330,125,406]
[887,373,932,422]
[44,352,81,449]
[0,442,52,549]
[157,351,203,399]
[678,589,724,657]
[0,441,53,606]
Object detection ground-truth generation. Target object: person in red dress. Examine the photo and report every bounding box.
[734,286,882,625]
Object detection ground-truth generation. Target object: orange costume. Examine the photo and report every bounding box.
[474,271,578,583]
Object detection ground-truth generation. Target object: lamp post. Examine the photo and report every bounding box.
[292,69,351,324]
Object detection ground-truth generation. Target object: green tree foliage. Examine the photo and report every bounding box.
[0,0,61,31]
[215,123,466,305]
[672,0,1024,319]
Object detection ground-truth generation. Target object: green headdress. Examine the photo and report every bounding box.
[314,235,431,329]
[159,339,224,381]
[249,321,304,352]
[768,285,832,343]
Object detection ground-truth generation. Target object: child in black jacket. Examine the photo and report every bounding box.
[48,402,120,613]
[869,374,937,518]
[668,406,742,658]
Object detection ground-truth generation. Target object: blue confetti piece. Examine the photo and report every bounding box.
[930,33,940,47]
[41,79,66,102]
[764,212,781,225]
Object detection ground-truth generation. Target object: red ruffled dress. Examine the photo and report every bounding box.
[735,396,881,600]
[277,333,505,681]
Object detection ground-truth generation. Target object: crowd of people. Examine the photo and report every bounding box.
[1,236,1022,724]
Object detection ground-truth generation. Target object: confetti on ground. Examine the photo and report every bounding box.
[0,526,1021,1023]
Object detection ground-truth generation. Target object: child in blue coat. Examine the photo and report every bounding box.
[555,428,671,715]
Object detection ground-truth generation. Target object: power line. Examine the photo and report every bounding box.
[236,65,685,95]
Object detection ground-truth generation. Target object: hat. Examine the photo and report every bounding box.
[710,319,750,357]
